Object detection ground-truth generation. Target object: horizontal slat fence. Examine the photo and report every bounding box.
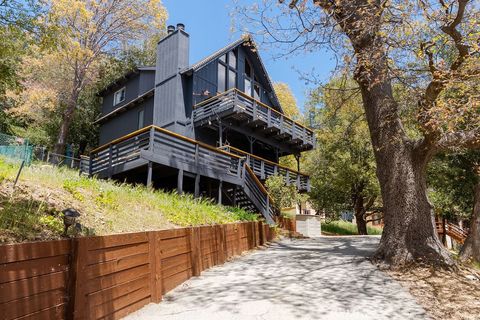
[0,221,276,320]
[0,239,72,320]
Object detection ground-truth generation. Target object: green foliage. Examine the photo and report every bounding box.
[428,151,480,220]
[0,196,65,242]
[265,174,305,210]
[305,78,380,218]
[0,158,258,242]
[322,220,383,236]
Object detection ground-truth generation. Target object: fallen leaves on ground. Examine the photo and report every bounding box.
[388,266,480,320]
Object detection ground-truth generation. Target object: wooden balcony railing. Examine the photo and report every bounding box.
[193,88,315,148]
[219,145,310,191]
[435,218,468,244]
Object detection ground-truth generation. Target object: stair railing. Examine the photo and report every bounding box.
[242,163,277,224]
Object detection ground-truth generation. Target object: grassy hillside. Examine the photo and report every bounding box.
[0,158,258,243]
[322,220,383,235]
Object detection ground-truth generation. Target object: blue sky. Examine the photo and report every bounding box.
[163,0,335,111]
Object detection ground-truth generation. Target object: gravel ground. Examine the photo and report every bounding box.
[124,236,428,320]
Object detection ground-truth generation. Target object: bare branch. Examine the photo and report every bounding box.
[437,129,480,151]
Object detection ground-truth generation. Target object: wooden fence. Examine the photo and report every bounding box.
[0,221,276,320]
[276,216,296,233]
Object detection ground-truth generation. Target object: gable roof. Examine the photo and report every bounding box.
[181,35,283,113]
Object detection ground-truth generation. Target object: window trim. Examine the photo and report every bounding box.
[113,87,126,106]
[217,49,237,93]
[137,109,144,129]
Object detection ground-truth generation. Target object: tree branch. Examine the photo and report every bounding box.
[417,0,471,148]
[437,129,480,151]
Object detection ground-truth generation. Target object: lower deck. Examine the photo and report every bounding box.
[84,125,311,224]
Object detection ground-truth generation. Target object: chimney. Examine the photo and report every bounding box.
[153,23,190,135]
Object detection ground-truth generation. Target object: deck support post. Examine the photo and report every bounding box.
[248,136,256,154]
[295,153,301,172]
[233,185,237,207]
[218,120,223,147]
[177,169,184,194]
[218,180,223,205]
[194,174,200,198]
[147,161,153,187]
[107,145,113,178]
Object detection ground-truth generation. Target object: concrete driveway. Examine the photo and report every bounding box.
[124,237,427,320]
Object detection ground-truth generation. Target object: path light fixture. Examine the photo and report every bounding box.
[62,208,80,236]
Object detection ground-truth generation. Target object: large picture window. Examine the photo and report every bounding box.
[217,50,237,93]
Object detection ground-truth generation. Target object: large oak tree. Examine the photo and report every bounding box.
[240,0,480,267]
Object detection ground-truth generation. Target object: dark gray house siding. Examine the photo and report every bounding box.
[99,96,154,145]
[153,29,191,137]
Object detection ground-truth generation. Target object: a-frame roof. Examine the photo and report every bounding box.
[181,35,283,113]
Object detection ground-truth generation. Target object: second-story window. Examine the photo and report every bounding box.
[113,87,126,106]
[137,109,144,129]
[217,50,237,93]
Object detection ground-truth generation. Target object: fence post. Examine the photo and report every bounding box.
[215,224,226,264]
[258,222,264,245]
[148,232,162,303]
[69,237,89,320]
[188,227,202,276]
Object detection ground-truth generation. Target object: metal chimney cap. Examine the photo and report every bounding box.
[167,25,175,34]
[176,23,185,31]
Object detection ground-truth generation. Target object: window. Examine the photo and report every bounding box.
[228,51,236,69]
[113,87,126,106]
[244,78,252,97]
[254,83,261,100]
[217,49,237,93]
[228,69,236,89]
[138,109,144,129]
[245,59,252,78]
[218,63,226,92]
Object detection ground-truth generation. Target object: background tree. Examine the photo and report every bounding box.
[0,0,45,133]
[239,0,480,267]
[41,0,167,156]
[460,166,480,263]
[427,152,479,223]
[306,77,380,234]
[273,82,307,171]
[274,82,300,119]
[265,174,307,212]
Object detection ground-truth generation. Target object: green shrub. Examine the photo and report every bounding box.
[322,220,383,235]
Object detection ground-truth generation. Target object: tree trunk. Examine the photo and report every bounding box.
[459,177,480,263]
[353,195,368,235]
[53,90,80,159]
[352,38,453,267]
[305,0,455,267]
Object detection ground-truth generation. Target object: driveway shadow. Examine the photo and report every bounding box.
[125,236,428,320]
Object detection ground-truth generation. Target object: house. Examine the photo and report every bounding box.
[88,24,315,224]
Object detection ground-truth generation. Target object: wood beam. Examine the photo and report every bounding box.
[147,161,153,187]
[194,174,200,198]
[177,169,183,194]
[218,180,223,205]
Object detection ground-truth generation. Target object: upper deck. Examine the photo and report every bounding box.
[193,89,315,154]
